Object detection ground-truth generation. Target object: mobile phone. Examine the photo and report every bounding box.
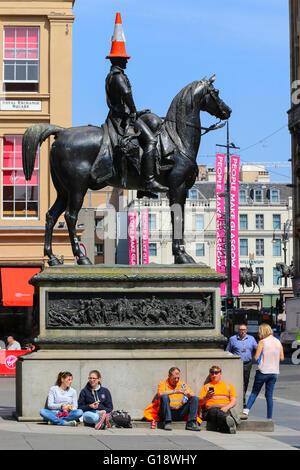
[209,387,214,392]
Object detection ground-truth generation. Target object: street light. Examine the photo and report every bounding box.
[272,219,292,287]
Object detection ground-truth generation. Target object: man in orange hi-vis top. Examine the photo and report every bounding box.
[144,366,200,431]
[199,365,240,434]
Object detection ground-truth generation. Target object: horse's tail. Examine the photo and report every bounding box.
[22,123,64,180]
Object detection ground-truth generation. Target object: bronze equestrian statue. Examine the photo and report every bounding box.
[22,13,231,266]
[239,265,261,293]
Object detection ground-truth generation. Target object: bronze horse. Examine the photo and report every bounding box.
[22,76,231,266]
[239,266,261,293]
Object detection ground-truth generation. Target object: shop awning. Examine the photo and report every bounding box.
[1,267,41,307]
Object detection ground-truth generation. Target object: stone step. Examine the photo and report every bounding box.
[133,419,274,432]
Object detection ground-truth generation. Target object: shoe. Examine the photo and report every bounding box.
[185,421,201,432]
[95,411,107,430]
[164,421,172,431]
[241,408,249,420]
[63,420,77,427]
[225,415,236,434]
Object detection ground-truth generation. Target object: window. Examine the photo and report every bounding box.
[189,189,198,200]
[148,213,156,230]
[256,214,264,229]
[270,189,280,203]
[273,239,281,256]
[2,135,39,218]
[256,239,264,256]
[149,243,157,256]
[95,217,104,230]
[239,214,248,229]
[239,189,247,203]
[3,27,39,92]
[195,214,204,230]
[273,214,281,230]
[94,243,104,256]
[196,243,205,256]
[273,267,282,286]
[256,267,264,286]
[240,239,248,256]
[254,188,263,203]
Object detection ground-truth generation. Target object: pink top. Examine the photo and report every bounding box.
[258,335,282,374]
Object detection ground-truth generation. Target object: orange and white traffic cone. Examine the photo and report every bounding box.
[106,12,130,59]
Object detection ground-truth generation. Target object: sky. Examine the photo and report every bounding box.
[72,0,291,182]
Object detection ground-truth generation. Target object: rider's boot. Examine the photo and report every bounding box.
[141,149,168,193]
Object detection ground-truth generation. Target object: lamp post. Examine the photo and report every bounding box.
[272,219,292,287]
[216,121,240,307]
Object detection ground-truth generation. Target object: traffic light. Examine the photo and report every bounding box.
[225,297,234,310]
[221,299,226,312]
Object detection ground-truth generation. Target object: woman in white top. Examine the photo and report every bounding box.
[40,371,83,426]
[243,323,284,420]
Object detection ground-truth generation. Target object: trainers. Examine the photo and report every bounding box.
[63,420,77,427]
[95,411,107,430]
[185,421,201,432]
[225,415,236,434]
[164,421,172,431]
[240,408,249,420]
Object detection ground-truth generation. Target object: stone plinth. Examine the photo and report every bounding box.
[16,264,244,420]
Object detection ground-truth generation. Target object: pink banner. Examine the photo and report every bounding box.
[215,153,226,295]
[230,155,240,296]
[128,211,138,265]
[141,210,149,265]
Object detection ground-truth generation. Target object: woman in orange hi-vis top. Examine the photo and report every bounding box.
[199,365,239,434]
[144,366,201,431]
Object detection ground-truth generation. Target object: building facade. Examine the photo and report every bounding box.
[125,166,293,309]
[0,0,75,343]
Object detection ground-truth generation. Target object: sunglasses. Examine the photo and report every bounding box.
[210,371,221,375]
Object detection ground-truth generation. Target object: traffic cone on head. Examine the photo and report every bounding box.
[106,12,130,59]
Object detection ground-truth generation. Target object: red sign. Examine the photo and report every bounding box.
[0,350,29,376]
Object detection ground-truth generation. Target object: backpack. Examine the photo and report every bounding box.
[107,410,132,428]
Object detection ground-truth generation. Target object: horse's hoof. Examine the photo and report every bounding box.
[48,257,62,266]
[77,256,92,265]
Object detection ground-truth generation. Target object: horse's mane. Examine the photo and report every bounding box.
[164,80,206,157]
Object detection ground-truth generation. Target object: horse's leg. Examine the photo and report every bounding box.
[44,167,68,266]
[44,196,67,265]
[64,191,92,265]
[169,183,196,264]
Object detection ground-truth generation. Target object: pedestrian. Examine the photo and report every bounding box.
[242,323,284,420]
[226,324,257,407]
[143,366,201,431]
[78,369,113,429]
[6,335,21,350]
[198,365,240,434]
[40,371,83,426]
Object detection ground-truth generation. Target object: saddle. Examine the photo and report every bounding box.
[90,118,175,187]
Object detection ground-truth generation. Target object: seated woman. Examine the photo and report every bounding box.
[40,371,83,426]
[78,369,113,429]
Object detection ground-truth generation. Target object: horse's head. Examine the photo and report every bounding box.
[195,75,232,121]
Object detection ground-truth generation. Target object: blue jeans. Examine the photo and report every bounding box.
[159,395,199,422]
[40,408,83,425]
[246,370,278,419]
[83,410,103,425]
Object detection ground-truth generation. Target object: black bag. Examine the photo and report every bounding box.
[108,410,132,428]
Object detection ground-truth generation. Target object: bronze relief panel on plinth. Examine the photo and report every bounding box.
[46,291,214,329]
